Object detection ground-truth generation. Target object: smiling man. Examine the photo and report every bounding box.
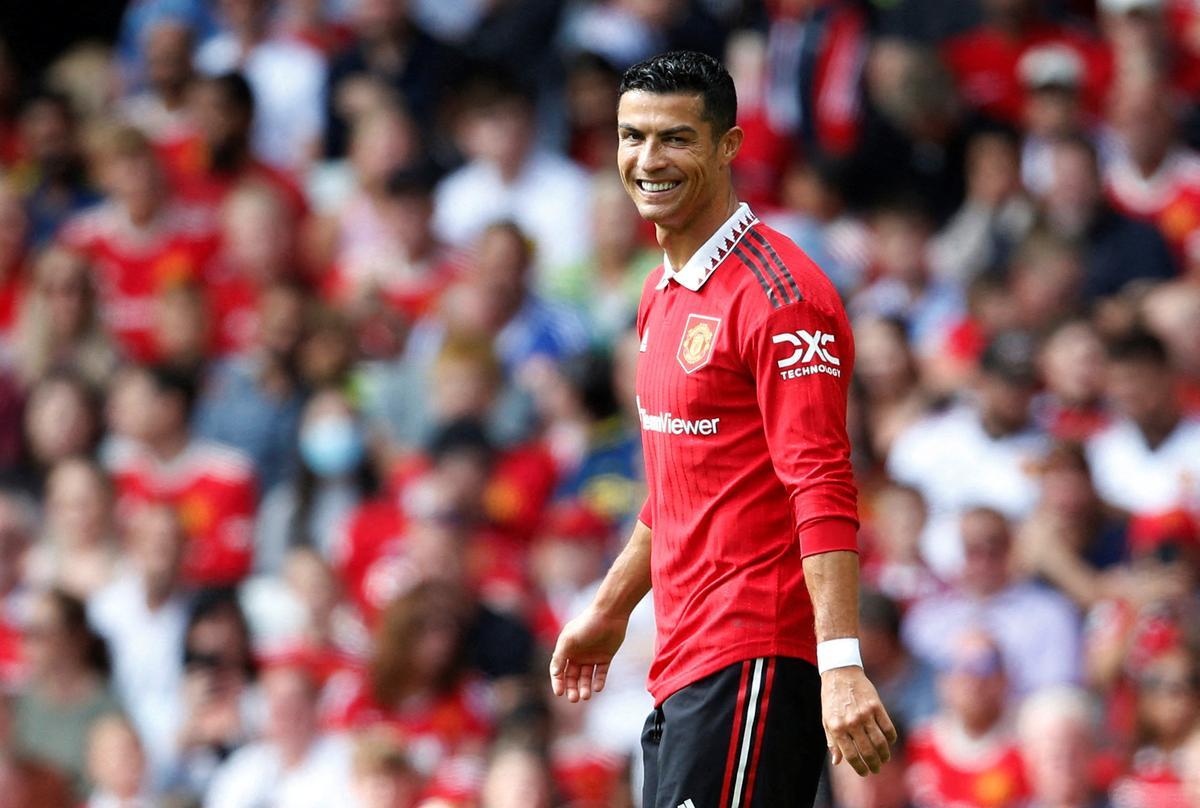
[548,51,897,807]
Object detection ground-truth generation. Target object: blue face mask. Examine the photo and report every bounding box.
[300,417,365,478]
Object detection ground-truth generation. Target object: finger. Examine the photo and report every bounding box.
[824,728,841,765]
[564,660,582,703]
[863,718,892,767]
[578,664,594,701]
[875,704,899,746]
[593,662,609,693]
[549,652,566,697]
[848,723,883,774]
[833,730,868,776]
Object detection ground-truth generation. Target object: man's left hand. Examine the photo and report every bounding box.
[820,666,898,776]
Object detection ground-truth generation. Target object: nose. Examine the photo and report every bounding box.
[637,139,670,175]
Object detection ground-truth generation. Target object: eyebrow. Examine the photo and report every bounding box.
[617,124,699,137]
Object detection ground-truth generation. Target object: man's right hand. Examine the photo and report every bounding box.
[549,606,629,703]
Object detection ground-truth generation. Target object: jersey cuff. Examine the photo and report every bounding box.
[798,517,858,558]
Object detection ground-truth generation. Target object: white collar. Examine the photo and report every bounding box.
[657,203,758,291]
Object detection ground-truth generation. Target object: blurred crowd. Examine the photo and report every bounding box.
[1,0,1200,806]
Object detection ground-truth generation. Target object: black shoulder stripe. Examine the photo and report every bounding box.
[732,245,781,309]
[739,236,793,306]
[747,228,802,302]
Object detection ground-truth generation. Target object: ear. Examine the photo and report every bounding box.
[719,125,744,166]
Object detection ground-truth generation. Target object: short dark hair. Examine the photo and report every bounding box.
[619,51,737,135]
[204,71,255,116]
[1108,330,1170,367]
[146,364,200,420]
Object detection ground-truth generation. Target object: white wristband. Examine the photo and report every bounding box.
[817,638,863,674]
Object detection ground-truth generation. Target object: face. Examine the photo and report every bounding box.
[188,82,249,147]
[258,286,306,358]
[940,634,1008,731]
[154,289,208,361]
[617,90,741,231]
[128,504,184,592]
[23,596,74,674]
[1040,322,1105,405]
[458,99,532,168]
[432,357,496,420]
[855,318,916,397]
[36,250,91,339]
[351,113,417,188]
[873,487,926,562]
[1106,358,1176,428]
[481,748,551,808]
[976,374,1035,434]
[1110,85,1174,168]
[45,460,110,545]
[960,510,1012,595]
[87,720,145,799]
[264,668,317,741]
[144,21,192,93]
[1025,88,1081,138]
[1137,651,1200,747]
[870,212,929,283]
[105,152,162,213]
[1045,145,1100,232]
[222,191,292,277]
[472,228,528,323]
[20,99,73,163]
[353,769,421,808]
[24,379,95,465]
[1181,732,1200,806]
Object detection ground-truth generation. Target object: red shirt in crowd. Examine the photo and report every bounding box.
[1106,149,1200,260]
[942,22,1110,124]
[635,203,859,704]
[58,201,220,361]
[906,719,1032,808]
[109,439,258,585]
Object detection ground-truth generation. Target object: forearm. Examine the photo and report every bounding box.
[592,519,652,620]
[802,549,860,643]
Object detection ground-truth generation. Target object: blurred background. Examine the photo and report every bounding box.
[0,0,1199,806]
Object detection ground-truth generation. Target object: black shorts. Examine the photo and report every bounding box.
[641,656,826,808]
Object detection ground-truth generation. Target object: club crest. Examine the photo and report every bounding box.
[676,314,721,374]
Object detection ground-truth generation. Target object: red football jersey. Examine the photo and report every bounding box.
[635,203,859,704]
[906,719,1031,808]
[59,202,220,361]
[109,440,258,585]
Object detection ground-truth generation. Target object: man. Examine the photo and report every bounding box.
[549,52,895,807]
[1016,686,1107,808]
[1086,331,1200,517]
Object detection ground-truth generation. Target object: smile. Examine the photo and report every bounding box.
[637,180,681,193]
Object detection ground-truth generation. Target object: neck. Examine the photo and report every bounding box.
[149,430,188,462]
[658,189,739,272]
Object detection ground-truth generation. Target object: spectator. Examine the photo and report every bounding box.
[407,221,587,380]
[861,484,940,609]
[905,630,1031,808]
[1104,76,1200,257]
[59,124,220,362]
[903,507,1081,695]
[851,199,964,359]
[1017,686,1107,808]
[0,181,29,345]
[107,364,258,585]
[193,280,306,492]
[860,589,939,729]
[1086,331,1200,518]
[1098,0,1200,100]
[1014,443,1128,610]
[479,739,554,808]
[14,90,100,246]
[434,75,592,278]
[830,727,913,808]
[205,662,352,807]
[853,317,931,463]
[207,182,299,356]
[172,72,308,220]
[12,247,120,391]
[84,713,154,808]
[1017,44,1091,197]
[14,589,120,797]
[930,128,1036,284]
[543,174,657,350]
[1005,230,1085,331]
[0,491,34,660]
[88,503,190,785]
[334,581,492,802]
[322,0,459,158]
[118,17,195,144]
[1035,319,1111,442]
[528,502,613,649]
[151,281,210,379]
[1183,728,1200,808]
[1039,135,1176,301]
[1109,646,1200,808]
[888,332,1049,575]
[27,458,119,600]
[195,0,326,171]
[255,387,377,571]
[21,371,100,482]
[174,588,261,797]
[348,728,422,808]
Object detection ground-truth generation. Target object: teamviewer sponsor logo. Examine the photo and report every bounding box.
[637,397,720,436]
[773,330,842,379]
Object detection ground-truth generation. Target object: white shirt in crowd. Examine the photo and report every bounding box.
[888,406,1049,577]
[1085,417,1200,516]
[433,151,593,277]
[204,735,353,808]
[88,573,190,782]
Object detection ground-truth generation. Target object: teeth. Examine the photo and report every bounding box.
[639,181,678,192]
